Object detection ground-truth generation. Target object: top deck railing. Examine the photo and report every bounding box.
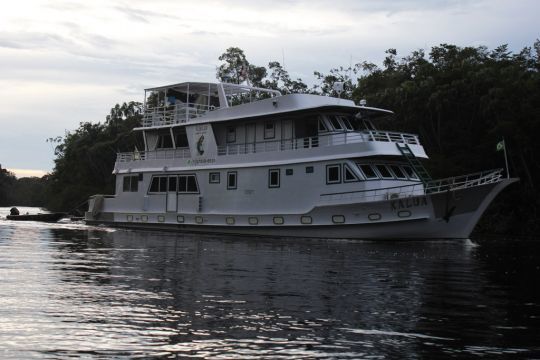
[142,103,218,127]
[319,169,503,203]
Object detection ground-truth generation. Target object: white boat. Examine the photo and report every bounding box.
[85,81,517,239]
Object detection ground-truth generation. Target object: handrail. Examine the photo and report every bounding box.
[143,103,218,127]
[320,169,503,203]
[116,148,191,163]
[217,130,420,156]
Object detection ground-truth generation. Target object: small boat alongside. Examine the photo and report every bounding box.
[7,209,66,223]
[85,81,517,239]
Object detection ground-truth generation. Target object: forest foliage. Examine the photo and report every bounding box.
[3,42,539,234]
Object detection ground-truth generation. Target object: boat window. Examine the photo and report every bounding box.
[159,177,168,191]
[343,164,359,182]
[157,132,173,149]
[209,172,220,184]
[187,176,198,192]
[389,165,407,179]
[268,169,280,188]
[173,127,189,148]
[329,116,343,130]
[375,165,394,179]
[226,126,236,143]
[178,174,199,193]
[264,121,275,139]
[305,166,314,174]
[168,176,177,192]
[227,171,237,190]
[149,175,168,193]
[318,118,329,132]
[123,175,139,192]
[358,164,379,179]
[340,116,354,131]
[286,169,293,176]
[326,164,341,184]
[150,177,160,192]
[402,166,420,180]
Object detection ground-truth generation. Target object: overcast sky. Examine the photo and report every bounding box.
[1,0,538,177]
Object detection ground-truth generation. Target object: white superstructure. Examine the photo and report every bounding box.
[85,82,516,239]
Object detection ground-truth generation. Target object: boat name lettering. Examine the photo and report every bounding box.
[187,158,216,166]
[195,124,208,132]
[391,196,427,211]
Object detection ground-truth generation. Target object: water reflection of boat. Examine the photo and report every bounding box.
[85,81,517,239]
[7,213,66,222]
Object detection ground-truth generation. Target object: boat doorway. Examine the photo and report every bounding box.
[166,176,178,212]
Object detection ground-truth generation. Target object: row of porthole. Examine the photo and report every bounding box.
[126,210,412,225]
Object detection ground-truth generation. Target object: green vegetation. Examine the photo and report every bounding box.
[4,43,538,235]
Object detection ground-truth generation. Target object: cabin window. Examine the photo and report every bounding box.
[226,126,236,143]
[375,165,394,179]
[264,121,275,139]
[343,164,359,182]
[341,116,354,130]
[402,166,420,180]
[390,165,407,179]
[149,174,198,193]
[168,176,177,192]
[326,164,341,184]
[173,127,189,148]
[178,174,199,193]
[359,164,378,179]
[149,176,167,193]
[329,116,343,131]
[157,133,173,149]
[318,118,329,132]
[286,169,293,176]
[305,166,314,174]
[269,169,280,188]
[227,171,237,189]
[123,175,139,192]
[209,172,220,184]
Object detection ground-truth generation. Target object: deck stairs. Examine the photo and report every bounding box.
[396,143,432,183]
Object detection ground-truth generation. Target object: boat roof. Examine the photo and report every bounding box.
[145,81,282,97]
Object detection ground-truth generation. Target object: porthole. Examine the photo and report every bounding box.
[141,215,148,222]
[368,213,381,221]
[301,216,312,224]
[248,217,259,225]
[127,215,133,222]
[158,215,165,223]
[398,210,411,218]
[226,217,235,225]
[195,216,204,224]
[177,215,184,223]
[332,215,345,224]
[273,216,284,225]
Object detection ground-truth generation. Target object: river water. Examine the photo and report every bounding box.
[1,207,539,359]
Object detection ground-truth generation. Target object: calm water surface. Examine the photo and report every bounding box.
[1,207,539,359]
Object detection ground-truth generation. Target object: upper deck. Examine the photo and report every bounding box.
[140,81,392,128]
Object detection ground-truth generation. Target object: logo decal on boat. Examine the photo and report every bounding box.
[196,135,205,155]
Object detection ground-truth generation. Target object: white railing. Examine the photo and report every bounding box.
[143,103,218,127]
[116,148,191,163]
[217,130,420,156]
[320,169,503,203]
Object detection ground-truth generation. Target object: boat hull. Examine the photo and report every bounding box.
[7,213,66,222]
[85,178,517,240]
